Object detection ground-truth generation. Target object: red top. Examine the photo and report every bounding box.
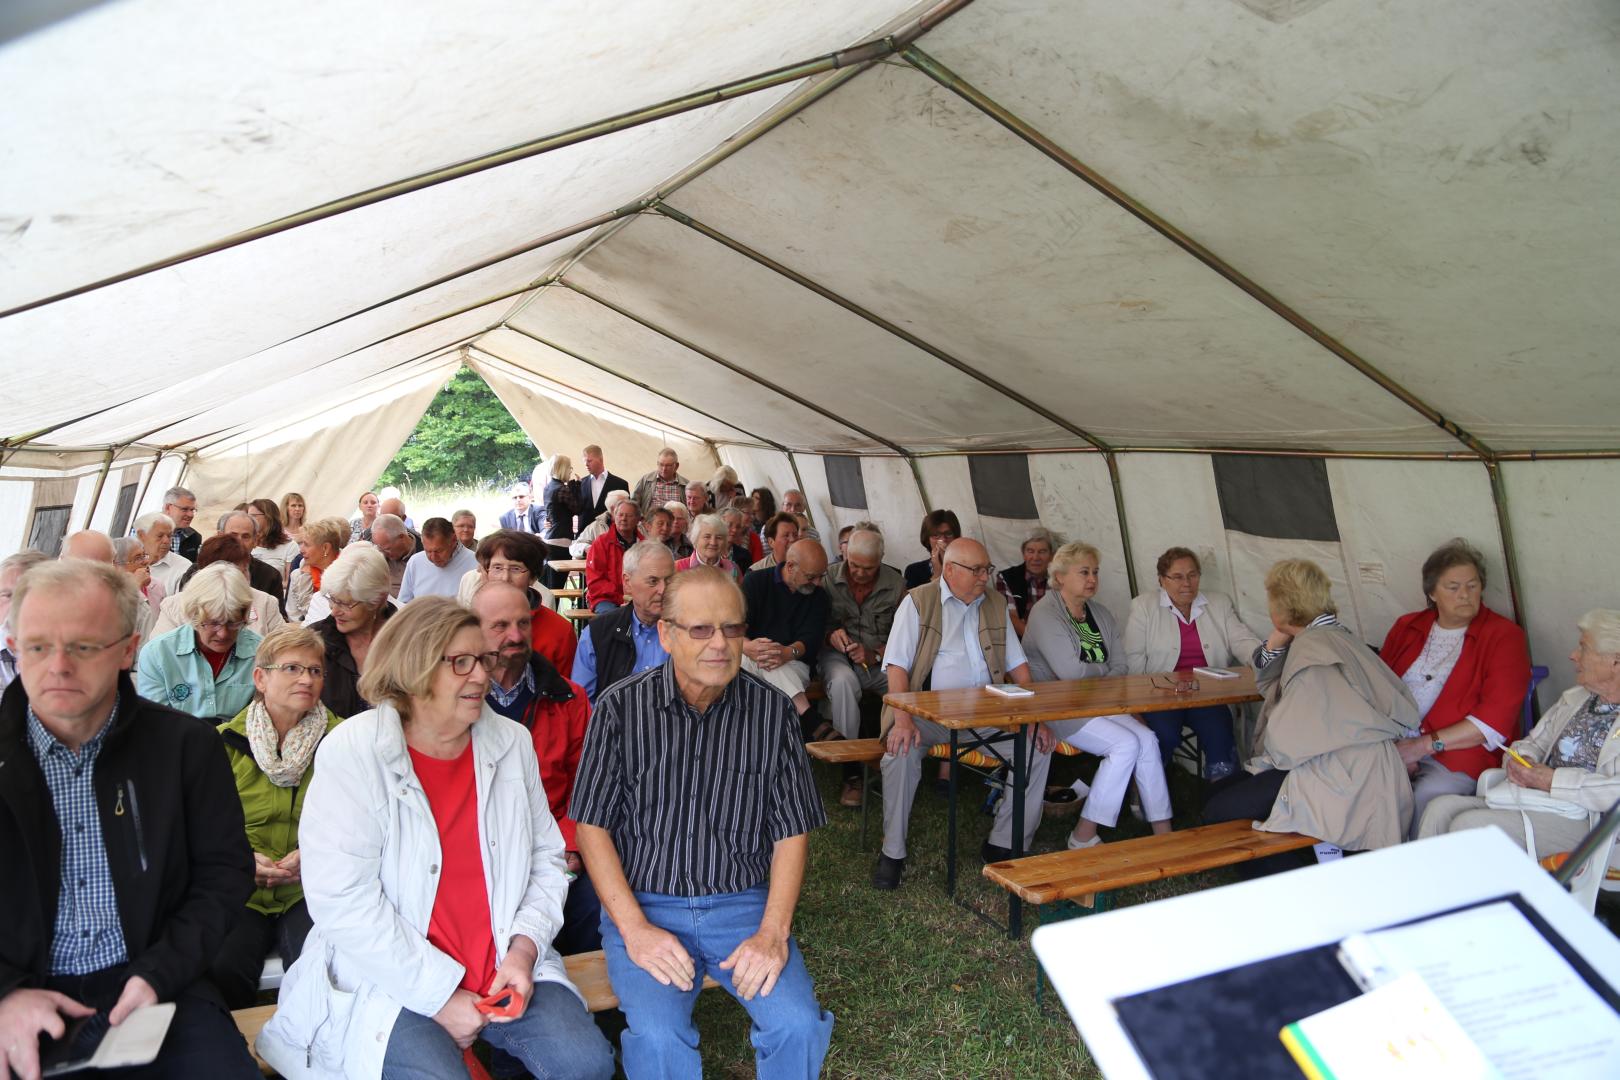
[1380,605,1531,779]
[518,674,592,850]
[748,532,764,564]
[531,605,577,682]
[585,531,631,609]
[199,644,231,678]
[409,743,497,995]
[1173,616,1205,672]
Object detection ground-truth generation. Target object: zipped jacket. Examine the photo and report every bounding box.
[0,673,253,1002]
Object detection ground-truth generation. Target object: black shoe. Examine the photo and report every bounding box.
[981,841,1014,865]
[871,853,906,890]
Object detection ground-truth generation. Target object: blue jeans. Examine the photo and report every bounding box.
[601,885,833,1080]
[380,980,614,1080]
[592,600,621,615]
[1143,705,1237,779]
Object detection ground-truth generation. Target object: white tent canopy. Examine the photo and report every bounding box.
[3,0,1618,693]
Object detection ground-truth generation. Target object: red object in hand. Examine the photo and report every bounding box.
[475,988,526,1019]
[463,1048,494,1080]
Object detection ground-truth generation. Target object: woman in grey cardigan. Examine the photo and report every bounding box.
[1025,542,1173,850]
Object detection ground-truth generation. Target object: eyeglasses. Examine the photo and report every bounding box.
[1162,572,1201,584]
[485,561,532,580]
[441,652,501,676]
[196,619,246,633]
[663,621,748,640]
[947,561,995,578]
[1150,676,1200,694]
[18,635,132,662]
[261,662,324,679]
[324,595,366,612]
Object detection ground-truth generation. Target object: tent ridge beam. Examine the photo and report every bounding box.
[485,326,776,450]
[0,0,982,320]
[898,45,1497,464]
[558,280,917,461]
[650,200,1114,454]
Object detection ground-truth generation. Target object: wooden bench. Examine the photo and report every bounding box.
[982,818,1320,910]
[562,608,595,626]
[551,587,585,601]
[235,949,719,1073]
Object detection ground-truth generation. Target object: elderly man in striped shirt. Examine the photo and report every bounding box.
[571,566,833,1079]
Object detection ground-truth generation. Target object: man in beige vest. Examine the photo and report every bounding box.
[874,539,1054,889]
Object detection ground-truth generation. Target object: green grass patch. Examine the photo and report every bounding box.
[688,755,1232,1078]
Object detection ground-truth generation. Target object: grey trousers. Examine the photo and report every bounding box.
[819,651,888,739]
[1418,792,1592,859]
[1407,758,1479,840]
[879,716,1053,860]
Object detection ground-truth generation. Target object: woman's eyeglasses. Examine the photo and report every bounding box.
[260,662,324,679]
[441,652,501,676]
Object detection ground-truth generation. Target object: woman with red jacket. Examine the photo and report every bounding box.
[1381,538,1531,838]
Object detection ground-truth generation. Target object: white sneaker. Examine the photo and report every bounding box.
[1066,832,1104,850]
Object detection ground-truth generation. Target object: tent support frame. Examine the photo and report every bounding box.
[1,0,982,322]
[80,448,119,531]
[130,451,166,524]
[488,327,780,451]
[648,200,1139,594]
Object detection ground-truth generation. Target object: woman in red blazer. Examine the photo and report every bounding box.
[1381,538,1531,838]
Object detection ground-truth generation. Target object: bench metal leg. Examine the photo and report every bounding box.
[946,730,960,896]
[859,762,870,848]
[1009,725,1027,938]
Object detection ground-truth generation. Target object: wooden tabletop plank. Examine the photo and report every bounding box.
[550,559,587,572]
[982,820,1318,904]
[885,669,1260,730]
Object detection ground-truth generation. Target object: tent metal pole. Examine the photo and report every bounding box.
[651,202,1115,455]
[785,452,814,531]
[80,448,119,530]
[559,281,916,461]
[173,452,195,499]
[907,457,934,514]
[1104,452,1139,597]
[492,325,787,452]
[1485,461,1526,626]
[900,45,1498,464]
[130,450,166,522]
[0,0,985,321]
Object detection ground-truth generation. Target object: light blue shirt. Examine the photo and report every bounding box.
[135,623,261,719]
[397,544,479,603]
[571,609,668,701]
[882,577,1028,689]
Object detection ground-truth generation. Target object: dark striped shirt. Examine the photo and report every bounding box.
[569,660,827,896]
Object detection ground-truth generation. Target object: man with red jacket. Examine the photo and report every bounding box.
[585,500,641,614]
[472,582,600,955]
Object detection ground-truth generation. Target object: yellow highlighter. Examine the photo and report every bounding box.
[1502,745,1534,769]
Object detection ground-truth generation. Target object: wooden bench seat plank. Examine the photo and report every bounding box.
[982,820,1319,905]
[235,951,720,1074]
[806,738,885,764]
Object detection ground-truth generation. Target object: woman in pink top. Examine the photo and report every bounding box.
[675,513,738,580]
[1123,547,1264,781]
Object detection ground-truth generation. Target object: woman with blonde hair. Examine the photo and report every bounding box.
[280,491,309,543]
[209,625,343,1008]
[1203,559,1417,873]
[137,561,263,719]
[1025,542,1172,849]
[258,599,613,1079]
[287,516,349,623]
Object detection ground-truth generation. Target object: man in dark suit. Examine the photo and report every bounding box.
[499,482,544,533]
[578,443,628,520]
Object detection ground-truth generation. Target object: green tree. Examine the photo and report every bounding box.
[378,367,536,487]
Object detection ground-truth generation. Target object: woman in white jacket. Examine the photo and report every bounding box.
[258,597,614,1080]
[1124,547,1264,781]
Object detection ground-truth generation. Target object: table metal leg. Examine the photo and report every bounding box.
[1010,724,1026,938]
[946,729,960,896]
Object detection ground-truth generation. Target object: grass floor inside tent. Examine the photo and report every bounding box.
[687,756,1232,1080]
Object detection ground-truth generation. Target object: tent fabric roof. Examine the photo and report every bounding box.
[4,0,1617,463]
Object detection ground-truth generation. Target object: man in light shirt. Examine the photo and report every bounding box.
[398,518,481,602]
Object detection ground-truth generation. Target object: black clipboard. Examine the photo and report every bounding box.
[1109,893,1619,1080]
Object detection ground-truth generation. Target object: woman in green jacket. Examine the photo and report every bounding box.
[209,624,343,1008]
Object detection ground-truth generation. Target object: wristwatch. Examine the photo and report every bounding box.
[1431,738,1446,754]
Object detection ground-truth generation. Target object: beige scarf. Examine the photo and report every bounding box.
[246,699,327,788]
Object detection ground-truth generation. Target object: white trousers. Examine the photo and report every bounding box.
[742,656,810,702]
[1048,713,1172,828]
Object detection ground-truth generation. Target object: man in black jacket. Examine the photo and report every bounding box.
[0,560,257,1079]
[572,542,674,702]
[740,540,830,728]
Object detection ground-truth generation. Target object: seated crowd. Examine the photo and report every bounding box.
[0,442,1611,1080]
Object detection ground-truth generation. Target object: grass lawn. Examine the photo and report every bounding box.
[688,754,1236,1079]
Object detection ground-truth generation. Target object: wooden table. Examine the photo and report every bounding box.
[549,558,587,573]
[884,669,1261,935]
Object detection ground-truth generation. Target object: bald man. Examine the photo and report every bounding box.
[739,539,830,725]
[62,530,115,562]
[873,538,1055,889]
